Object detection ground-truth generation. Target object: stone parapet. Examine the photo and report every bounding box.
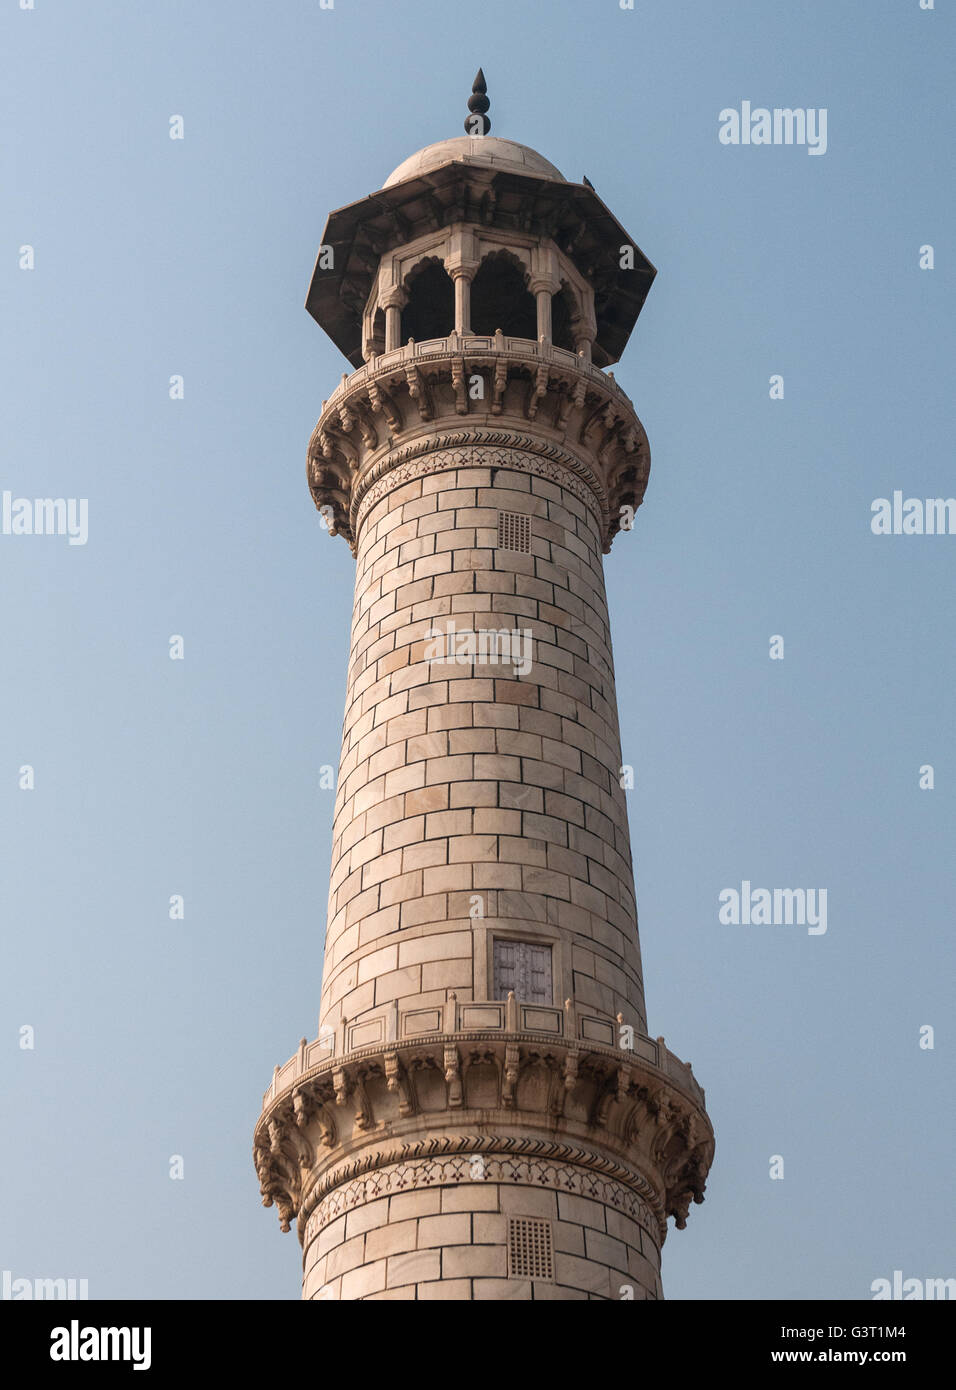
[261,1013,705,1110]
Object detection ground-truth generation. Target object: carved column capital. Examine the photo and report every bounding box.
[379,286,408,312]
[528,274,558,298]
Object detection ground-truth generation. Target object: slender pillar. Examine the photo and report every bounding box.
[382,289,407,352]
[451,267,474,336]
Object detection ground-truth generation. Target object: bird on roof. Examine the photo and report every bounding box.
[583,175,595,190]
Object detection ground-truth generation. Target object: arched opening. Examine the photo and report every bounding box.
[551,287,577,352]
[400,259,454,344]
[470,252,537,340]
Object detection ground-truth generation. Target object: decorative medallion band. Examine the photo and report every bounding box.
[299,1144,664,1249]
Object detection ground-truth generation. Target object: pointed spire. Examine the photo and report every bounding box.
[464,68,491,136]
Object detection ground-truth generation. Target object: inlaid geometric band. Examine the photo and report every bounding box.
[352,436,609,544]
[300,1145,663,1248]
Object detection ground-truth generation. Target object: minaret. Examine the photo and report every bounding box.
[254,76,714,1302]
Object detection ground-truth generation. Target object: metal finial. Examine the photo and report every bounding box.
[464,68,490,136]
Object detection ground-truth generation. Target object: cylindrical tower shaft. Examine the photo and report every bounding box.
[321,453,648,1049]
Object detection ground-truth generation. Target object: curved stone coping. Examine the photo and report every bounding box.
[259,1025,706,1123]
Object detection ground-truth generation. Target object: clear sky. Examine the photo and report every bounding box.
[2,0,953,1301]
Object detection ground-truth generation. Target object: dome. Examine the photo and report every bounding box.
[384,136,565,189]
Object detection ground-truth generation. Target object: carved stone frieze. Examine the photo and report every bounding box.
[353,437,604,540]
[301,1147,662,1251]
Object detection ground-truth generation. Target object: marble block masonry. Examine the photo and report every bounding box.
[254,72,715,1302]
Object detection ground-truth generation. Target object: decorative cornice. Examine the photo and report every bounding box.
[306,335,650,553]
[253,1030,713,1244]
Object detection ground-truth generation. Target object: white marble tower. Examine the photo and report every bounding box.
[254,74,714,1301]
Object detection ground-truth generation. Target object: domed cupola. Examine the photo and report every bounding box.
[306,71,655,370]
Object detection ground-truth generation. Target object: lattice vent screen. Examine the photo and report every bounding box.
[498,510,532,553]
[508,1217,554,1281]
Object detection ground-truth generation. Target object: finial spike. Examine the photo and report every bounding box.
[465,68,490,136]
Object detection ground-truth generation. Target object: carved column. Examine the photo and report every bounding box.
[447,229,479,339]
[450,266,475,335]
[381,287,407,352]
[529,259,558,345]
[534,287,552,341]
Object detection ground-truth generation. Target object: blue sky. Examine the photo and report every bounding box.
[2,0,953,1300]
